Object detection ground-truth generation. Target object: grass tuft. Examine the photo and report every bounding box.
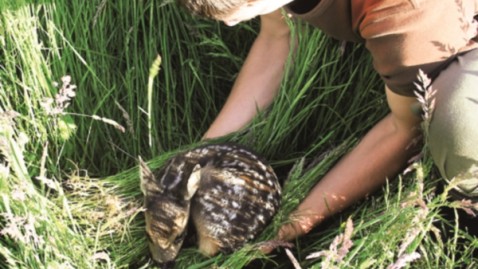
[0,1,476,268]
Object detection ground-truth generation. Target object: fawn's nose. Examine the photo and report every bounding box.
[154,260,175,269]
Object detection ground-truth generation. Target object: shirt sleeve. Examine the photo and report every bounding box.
[358,0,478,96]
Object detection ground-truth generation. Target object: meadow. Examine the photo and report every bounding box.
[0,1,477,268]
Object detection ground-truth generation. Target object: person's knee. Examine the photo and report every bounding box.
[427,49,478,195]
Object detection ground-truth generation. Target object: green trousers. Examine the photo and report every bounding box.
[428,48,478,201]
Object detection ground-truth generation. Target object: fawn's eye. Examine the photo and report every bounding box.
[173,231,186,244]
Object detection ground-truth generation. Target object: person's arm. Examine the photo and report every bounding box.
[203,9,292,139]
[277,86,422,241]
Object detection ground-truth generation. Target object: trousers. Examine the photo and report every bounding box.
[428,48,478,201]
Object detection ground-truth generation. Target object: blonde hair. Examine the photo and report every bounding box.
[177,0,247,20]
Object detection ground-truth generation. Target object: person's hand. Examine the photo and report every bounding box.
[277,218,311,242]
[260,210,323,254]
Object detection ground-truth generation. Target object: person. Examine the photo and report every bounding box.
[177,0,478,243]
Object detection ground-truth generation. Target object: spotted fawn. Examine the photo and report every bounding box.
[139,143,281,266]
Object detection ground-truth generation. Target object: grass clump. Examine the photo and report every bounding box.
[1,1,476,268]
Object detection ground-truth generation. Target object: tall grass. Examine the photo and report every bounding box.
[0,1,476,268]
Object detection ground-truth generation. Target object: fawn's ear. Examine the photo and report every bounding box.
[138,156,157,195]
[185,164,202,200]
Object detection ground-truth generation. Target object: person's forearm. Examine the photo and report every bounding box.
[280,113,421,239]
[203,12,291,139]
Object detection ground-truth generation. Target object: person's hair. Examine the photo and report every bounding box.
[177,0,247,20]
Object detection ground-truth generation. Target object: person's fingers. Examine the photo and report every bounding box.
[257,239,294,254]
[277,224,300,241]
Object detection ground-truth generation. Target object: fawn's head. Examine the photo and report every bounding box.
[139,156,201,265]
